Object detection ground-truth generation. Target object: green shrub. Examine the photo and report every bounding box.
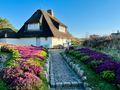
[69,50,75,56]
[117,84,120,90]
[89,60,102,67]
[0,79,8,90]
[80,56,89,62]
[38,72,48,90]
[75,53,85,59]
[100,70,116,80]
[11,49,21,59]
[5,60,19,68]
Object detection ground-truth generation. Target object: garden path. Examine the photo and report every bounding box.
[49,49,84,90]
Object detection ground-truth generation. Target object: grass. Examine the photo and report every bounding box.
[65,54,117,90]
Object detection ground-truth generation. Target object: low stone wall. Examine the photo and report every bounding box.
[49,53,55,88]
[0,54,8,71]
[62,53,92,90]
[44,53,51,89]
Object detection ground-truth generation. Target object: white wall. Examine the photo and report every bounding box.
[0,37,53,48]
[0,39,6,43]
[0,37,71,48]
[52,37,71,48]
[39,37,52,48]
[4,38,36,46]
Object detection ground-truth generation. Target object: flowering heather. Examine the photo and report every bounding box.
[1,68,42,90]
[1,67,23,84]
[12,72,42,90]
[95,60,118,73]
[69,47,120,84]
[0,44,48,89]
[16,46,42,58]
[77,48,112,61]
[20,63,43,75]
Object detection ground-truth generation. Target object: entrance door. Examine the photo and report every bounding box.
[36,38,41,46]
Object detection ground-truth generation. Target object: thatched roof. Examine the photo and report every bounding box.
[0,28,16,38]
[17,9,72,39]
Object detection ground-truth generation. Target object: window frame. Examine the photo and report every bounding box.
[59,25,66,33]
[28,23,40,31]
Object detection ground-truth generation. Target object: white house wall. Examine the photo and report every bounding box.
[39,37,52,48]
[0,37,52,48]
[52,37,71,47]
[5,38,36,46]
[0,37,70,48]
[0,39,6,43]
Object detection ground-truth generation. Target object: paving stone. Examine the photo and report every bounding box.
[85,87,92,90]
[83,82,89,87]
[55,82,63,86]
[71,81,79,86]
[63,81,71,86]
[82,76,87,81]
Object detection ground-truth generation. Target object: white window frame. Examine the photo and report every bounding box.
[59,25,65,32]
[28,23,40,31]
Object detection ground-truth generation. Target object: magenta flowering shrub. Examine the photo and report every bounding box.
[0,44,48,89]
[16,46,47,60]
[12,72,41,90]
[20,63,43,75]
[1,68,42,90]
[1,67,23,84]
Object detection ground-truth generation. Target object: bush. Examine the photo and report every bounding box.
[12,72,42,90]
[100,70,116,80]
[89,60,103,68]
[75,53,85,59]
[80,56,89,62]
[1,67,42,90]
[0,45,48,90]
[5,60,19,68]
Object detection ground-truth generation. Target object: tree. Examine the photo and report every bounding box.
[0,17,17,31]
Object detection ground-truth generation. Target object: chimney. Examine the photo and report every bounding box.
[47,9,54,16]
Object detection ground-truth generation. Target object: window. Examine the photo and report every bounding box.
[59,25,65,32]
[28,23,40,31]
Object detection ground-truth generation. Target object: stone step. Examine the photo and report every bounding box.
[50,86,84,90]
[50,80,83,88]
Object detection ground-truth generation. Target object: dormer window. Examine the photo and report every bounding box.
[59,25,65,33]
[28,23,40,31]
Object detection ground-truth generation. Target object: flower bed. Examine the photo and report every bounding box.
[0,44,48,90]
[98,48,120,61]
[65,47,120,89]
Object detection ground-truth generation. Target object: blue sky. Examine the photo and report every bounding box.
[0,0,120,38]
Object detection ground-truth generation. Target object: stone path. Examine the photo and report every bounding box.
[49,49,84,90]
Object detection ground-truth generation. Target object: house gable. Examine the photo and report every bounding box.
[17,9,72,39]
[17,10,54,38]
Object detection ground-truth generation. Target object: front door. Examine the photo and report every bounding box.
[36,38,41,46]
